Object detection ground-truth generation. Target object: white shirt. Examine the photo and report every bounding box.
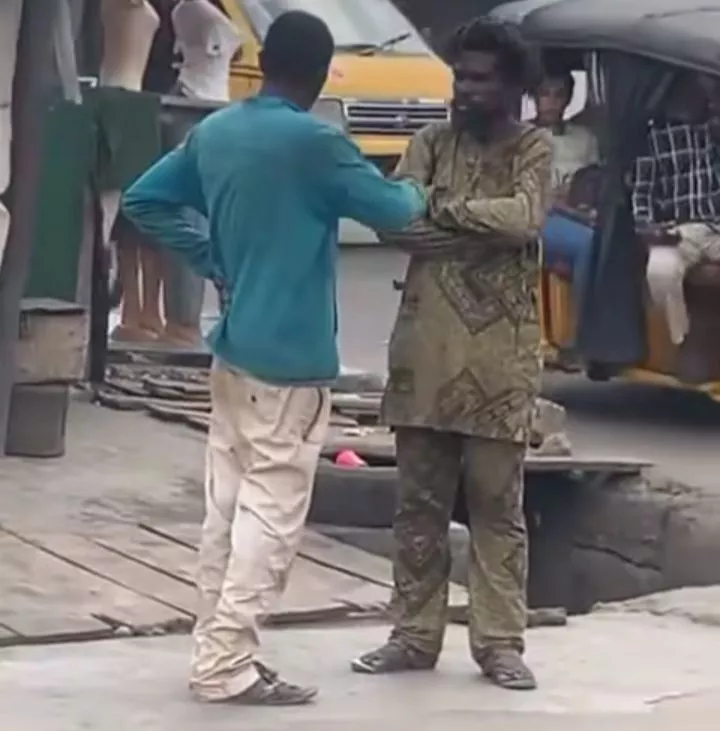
[172,0,242,102]
[547,123,599,189]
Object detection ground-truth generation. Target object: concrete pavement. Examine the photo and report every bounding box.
[1,612,720,730]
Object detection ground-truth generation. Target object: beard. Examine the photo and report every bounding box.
[450,101,494,141]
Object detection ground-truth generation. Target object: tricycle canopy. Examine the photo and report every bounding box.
[492,0,720,77]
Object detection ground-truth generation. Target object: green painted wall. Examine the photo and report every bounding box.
[24,99,96,301]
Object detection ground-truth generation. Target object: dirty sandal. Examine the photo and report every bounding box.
[223,676,318,706]
[479,648,537,691]
[351,640,437,674]
[253,660,279,684]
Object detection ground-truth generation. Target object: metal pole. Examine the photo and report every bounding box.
[0,0,61,454]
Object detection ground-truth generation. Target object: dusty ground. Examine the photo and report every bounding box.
[1,613,720,730]
[1,392,720,728]
[0,395,206,533]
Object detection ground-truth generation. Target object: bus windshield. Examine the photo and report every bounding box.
[240,0,430,55]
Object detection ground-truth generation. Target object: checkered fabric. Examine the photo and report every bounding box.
[630,120,720,224]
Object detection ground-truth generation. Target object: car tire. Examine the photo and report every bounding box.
[309,458,398,529]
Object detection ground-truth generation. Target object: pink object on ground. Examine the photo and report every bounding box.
[334,449,367,468]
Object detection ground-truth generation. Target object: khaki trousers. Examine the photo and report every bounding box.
[189,361,330,701]
[646,222,720,345]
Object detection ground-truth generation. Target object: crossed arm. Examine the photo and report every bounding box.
[383,125,552,254]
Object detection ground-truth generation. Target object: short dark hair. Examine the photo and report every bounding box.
[261,11,334,83]
[446,18,540,93]
[536,69,575,103]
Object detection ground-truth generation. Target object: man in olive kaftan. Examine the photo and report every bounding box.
[352,18,552,690]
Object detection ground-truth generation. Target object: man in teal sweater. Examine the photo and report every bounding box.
[122,10,425,708]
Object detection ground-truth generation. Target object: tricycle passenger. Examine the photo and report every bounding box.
[533,69,601,340]
[630,72,720,345]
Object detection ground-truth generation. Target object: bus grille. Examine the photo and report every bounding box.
[345,99,449,135]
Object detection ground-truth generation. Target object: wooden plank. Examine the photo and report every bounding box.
[302,530,467,609]
[323,427,395,462]
[95,390,209,413]
[103,377,149,397]
[0,531,159,639]
[300,530,393,587]
[136,523,389,617]
[145,405,211,427]
[92,525,197,585]
[270,558,378,621]
[329,413,361,428]
[107,364,210,383]
[0,621,21,639]
[139,521,201,550]
[141,376,209,398]
[524,455,651,473]
[140,523,465,612]
[3,527,195,624]
[141,384,209,402]
[323,428,651,476]
[331,394,382,414]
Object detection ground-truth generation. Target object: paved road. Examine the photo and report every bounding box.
[335,247,720,492]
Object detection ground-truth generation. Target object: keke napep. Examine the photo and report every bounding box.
[492,0,720,400]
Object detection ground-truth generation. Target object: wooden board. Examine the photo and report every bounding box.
[141,376,209,398]
[0,620,22,640]
[0,531,175,640]
[138,523,391,617]
[95,524,381,621]
[91,525,197,585]
[301,530,468,609]
[95,390,210,413]
[2,528,195,622]
[324,427,651,475]
[524,455,651,473]
[0,516,468,645]
[300,529,393,587]
[271,558,388,619]
[140,523,466,613]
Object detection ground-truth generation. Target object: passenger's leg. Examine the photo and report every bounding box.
[542,213,594,304]
[190,363,330,705]
[646,245,688,345]
[351,427,462,673]
[463,435,535,690]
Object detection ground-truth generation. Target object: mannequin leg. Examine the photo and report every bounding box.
[161,248,205,347]
[111,217,157,342]
[139,244,165,336]
[100,190,122,251]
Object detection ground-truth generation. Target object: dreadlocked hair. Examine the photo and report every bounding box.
[445,17,541,94]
